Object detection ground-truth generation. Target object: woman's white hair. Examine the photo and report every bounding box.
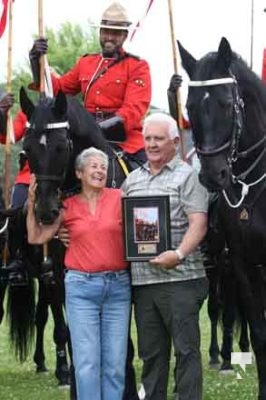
[143,112,179,139]
[75,147,109,171]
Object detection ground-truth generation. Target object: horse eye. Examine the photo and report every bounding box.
[218,99,233,110]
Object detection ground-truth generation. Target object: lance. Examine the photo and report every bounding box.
[38,0,53,274]
[38,0,45,95]
[167,0,186,161]
[3,0,14,208]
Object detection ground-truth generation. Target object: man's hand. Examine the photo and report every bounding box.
[57,226,70,248]
[0,93,15,114]
[168,74,183,92]
[29,37,48,58]
[29,38,48,87]
[149,250,180,269]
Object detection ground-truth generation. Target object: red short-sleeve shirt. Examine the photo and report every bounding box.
[63,188,128,272]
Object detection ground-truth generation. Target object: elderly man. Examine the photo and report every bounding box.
[28,1,151,168]
[122,112,209,400]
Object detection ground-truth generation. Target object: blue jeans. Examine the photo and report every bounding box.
[65,269,131,400]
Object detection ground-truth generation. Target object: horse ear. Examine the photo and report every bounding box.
[216,37,232,71]
[177,40,196,78]
[53,91,67,117]
[19,87,34,120]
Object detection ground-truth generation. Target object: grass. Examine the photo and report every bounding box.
[0,301,257,399]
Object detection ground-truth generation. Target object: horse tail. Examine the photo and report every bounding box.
[6,278,36,362]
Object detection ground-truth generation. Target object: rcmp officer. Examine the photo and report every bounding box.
[29,1,152,167]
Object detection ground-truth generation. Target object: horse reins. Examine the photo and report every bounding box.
[110,149,129,187]
[188,75,266,208]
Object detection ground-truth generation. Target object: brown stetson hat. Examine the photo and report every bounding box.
[91,2,132,30]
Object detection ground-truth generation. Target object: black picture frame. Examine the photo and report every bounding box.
[122,195,171,261]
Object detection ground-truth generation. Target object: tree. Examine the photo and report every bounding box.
[45,22,100,75]
[0,21,100,192]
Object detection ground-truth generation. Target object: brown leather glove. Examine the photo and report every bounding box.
[167,74,183,121]
[0,92,15,114]
[0,93,15,134]
[29,38,48,87]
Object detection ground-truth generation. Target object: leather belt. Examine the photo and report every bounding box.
[91,111,115,122]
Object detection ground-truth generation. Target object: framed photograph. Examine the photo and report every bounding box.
[122,195,171,261]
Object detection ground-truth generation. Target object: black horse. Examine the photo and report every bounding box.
[202,205,250,371]
[178,37,266,399]
[19,87,140,400]
[0,200,71,386]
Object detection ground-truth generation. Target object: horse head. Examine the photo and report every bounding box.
[20,87,71,224]
[178,37,252,192]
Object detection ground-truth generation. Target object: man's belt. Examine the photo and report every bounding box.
[91,111,115,123]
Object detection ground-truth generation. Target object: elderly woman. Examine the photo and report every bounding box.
[27,147,131,400]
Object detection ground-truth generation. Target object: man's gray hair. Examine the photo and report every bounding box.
[75,147,109,171]
[143,112,179,139]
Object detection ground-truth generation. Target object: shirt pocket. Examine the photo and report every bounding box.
[104,75,127,99]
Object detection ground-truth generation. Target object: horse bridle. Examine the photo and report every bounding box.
[189,75,245,166]
[25,120,72,185]
[189,74,266,207]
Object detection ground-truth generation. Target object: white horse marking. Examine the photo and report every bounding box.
[40,134,47,147]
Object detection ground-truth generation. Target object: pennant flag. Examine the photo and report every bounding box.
[0,0,8,38]
[130,0,154,41]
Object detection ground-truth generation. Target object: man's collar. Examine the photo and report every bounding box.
[141,154,180,173]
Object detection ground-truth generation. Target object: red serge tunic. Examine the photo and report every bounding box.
[62,188,128,273]
[51,50,151,154]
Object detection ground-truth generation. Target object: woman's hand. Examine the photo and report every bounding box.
[57,226,70,247]
[28,174,37,206]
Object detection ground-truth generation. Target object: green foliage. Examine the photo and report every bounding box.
[0,21,101,195]
[45,22,100,75]
[0,303,258,399]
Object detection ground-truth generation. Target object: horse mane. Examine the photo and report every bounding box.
[65,96,113,157]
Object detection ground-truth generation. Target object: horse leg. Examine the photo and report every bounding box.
[238,304,250,353]
[219,253,236,373]
[219,303,235,373]
[206,266,220,367]
[34,284,49,373]
[0,283,7,324]
[49,295,70,387]
[67,333,77,400]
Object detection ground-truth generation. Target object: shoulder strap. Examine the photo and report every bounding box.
[83,53,130,106]
[88,53,130,90]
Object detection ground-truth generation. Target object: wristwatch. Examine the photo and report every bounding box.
[175,248,185,262]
